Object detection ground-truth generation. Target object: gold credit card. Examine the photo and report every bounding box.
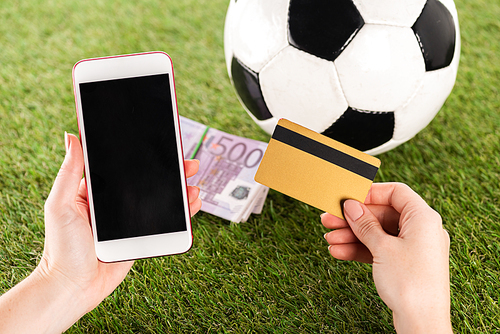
[254,119,381,219]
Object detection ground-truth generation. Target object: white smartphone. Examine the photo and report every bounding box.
[72,52,193,262]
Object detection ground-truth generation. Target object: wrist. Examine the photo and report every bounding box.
[0,263,89,334]
[31,261,90,330]
[393,307,453,334]
[386,265,452,333]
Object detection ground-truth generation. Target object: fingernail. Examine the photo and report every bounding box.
[320,212,327,219]
[323,232,328,239]
[344,200,364,222]
[64,131,70,153]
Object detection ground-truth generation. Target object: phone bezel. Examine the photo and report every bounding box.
[72,52,192,262]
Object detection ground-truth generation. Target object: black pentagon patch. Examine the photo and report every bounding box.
[230,57,272,121]
[288,0,364,61]
[322,108,394,152]
[412,0,456,71]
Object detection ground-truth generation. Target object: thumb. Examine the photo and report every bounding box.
[46,132,84,206]
[343,199,388,252]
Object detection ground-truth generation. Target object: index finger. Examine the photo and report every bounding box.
[365,182,439,219]
[184,159,200,178]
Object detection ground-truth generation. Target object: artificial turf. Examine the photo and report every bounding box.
[0,0,499,332]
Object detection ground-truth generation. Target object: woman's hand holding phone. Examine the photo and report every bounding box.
[0,133,202,333]
[43,133,200,314]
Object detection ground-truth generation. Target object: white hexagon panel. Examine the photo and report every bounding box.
[393,62,458,142]
[260,46,348,133]
[352,0,427,27]
[335,24,426,112]
[224,0,290,73]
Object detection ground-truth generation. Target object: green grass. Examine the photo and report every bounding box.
[0,0,499,332]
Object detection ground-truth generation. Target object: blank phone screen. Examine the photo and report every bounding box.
[79,74,187,242]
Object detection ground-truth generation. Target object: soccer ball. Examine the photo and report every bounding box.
[224,0,460,155]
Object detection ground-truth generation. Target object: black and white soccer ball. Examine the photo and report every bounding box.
[224,0,460,155]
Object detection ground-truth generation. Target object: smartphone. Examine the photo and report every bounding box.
[72,52,192,262]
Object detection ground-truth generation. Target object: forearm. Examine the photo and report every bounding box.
[0,267,86,334]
